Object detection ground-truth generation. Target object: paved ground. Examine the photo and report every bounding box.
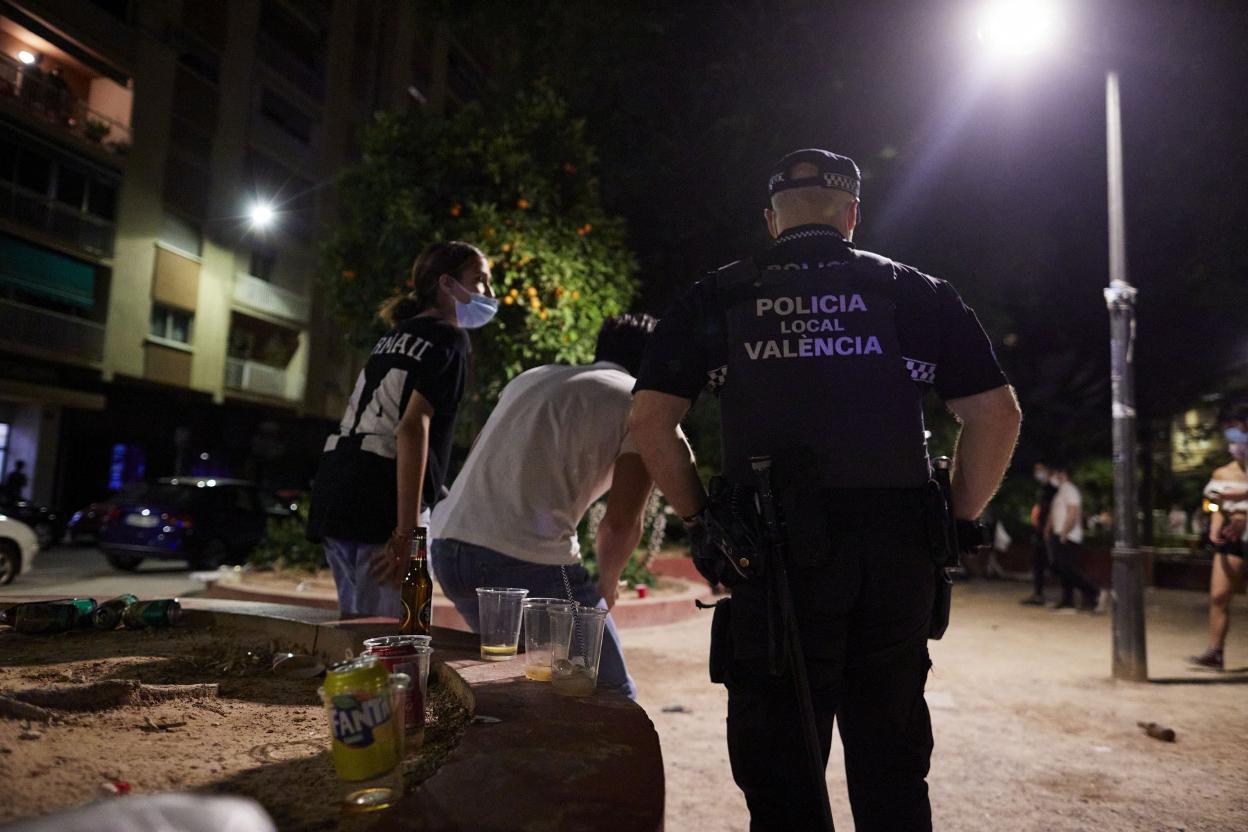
[0,542,207,599]
[623,580,1248,832]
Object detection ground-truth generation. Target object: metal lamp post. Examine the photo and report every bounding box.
[978,3,1147,680]
[1103,71,1147,681]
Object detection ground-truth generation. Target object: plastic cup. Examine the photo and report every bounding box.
[549,605,609,697]
[476,587,528,661]
[522,598,574,682]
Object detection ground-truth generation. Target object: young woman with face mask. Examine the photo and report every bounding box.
[1190,416,1248,671]
[307,241,496,618]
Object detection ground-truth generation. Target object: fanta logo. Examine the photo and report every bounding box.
[331,694,392,748]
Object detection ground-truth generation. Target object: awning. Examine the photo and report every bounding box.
[0,234,95,308]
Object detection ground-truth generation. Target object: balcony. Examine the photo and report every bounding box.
[0,297,105,365]
[0,52,132,156]
[225,357,291,400]
[232,271,310,324]
[256,32,325,101]
[0,179,114,257]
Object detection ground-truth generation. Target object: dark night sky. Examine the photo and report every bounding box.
[467,0,1248,462]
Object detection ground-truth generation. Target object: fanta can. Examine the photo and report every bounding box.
[318,655,409,810]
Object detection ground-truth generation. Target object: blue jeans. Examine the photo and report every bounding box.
[430,538,637,699]
[324,538,401,619]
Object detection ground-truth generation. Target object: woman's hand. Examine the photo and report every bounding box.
[369,530,408,587]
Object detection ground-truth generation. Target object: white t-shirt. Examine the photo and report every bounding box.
[430,362,638,565]
[1049,480,1083,543]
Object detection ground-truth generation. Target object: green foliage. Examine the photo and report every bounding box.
[249,501,324,573]
[321,83,638,405]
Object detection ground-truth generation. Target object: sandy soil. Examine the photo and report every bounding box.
[623,581,1248,832]
[0,626,466,830]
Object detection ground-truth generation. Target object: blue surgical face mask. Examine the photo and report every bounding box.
[1225,427,1248,445]
[455,293,499,329]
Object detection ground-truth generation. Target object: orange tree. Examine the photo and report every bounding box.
[321,85,638,409]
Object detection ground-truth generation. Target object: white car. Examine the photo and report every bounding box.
[0,514,40,586]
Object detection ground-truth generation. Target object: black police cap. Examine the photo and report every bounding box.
[767,148,861,200]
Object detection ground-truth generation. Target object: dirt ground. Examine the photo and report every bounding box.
[623,581,1248,832]
[0,626,466,830]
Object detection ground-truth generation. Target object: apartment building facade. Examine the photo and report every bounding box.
[0,0,485,511]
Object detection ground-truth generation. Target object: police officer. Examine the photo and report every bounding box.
[629,148,1021,831]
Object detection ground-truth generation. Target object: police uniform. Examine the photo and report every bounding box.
[634,150,1007,831]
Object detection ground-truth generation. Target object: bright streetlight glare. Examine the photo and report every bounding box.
[249,201,276,230]
[976,0,1061,57]
[17,50,36,65]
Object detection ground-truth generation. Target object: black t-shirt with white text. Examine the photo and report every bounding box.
[308,316,469,543]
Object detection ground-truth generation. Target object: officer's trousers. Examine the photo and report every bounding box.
[717,495,936,832]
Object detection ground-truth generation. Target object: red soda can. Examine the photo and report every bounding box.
[362,635,430,733]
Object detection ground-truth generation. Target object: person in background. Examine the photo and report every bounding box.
[1189,405,1248,670]
[1045,463,1108,613]
[307,241,495,618]
[3,460,28,505]
[1020,461,1058,605]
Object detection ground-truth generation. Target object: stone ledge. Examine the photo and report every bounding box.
[203,574,705,631]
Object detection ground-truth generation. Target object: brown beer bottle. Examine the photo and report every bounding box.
[400,528,433,636]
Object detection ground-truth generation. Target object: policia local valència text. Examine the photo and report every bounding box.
[746,290,879,361]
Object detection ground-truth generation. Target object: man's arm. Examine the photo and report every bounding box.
[945,384,1022,520]
[628,391,704,520]
[595,454,654,610]
[1058,487,1080,540]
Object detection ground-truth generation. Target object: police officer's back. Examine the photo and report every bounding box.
[629,149,1021,831]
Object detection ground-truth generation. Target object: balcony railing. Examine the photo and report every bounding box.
[232,271,310,324]
[225,357,290,399]
[255,33,325,101]
[0,297,105,365]
[0,52,132,154]
[0,180,115,257]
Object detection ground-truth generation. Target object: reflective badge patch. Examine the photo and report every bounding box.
[904,357,937,384]
[706,364,728,393]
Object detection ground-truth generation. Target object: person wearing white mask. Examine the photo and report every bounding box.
[1190,405,1248,670]
[308,241,495,618]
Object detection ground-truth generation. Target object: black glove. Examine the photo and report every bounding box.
[687,515,724,585]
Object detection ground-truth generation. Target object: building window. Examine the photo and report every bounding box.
[150,304,193,344]
[249,247,277,281]
[260,88,314,145]
[159,212,202,257]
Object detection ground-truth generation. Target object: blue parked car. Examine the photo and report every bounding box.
[98,478,270,571]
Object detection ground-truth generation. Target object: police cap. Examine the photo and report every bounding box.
[767,148,861,200]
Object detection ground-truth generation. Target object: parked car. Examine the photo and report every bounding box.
[0,514,41,585]
[0,499,64,550]
[67,499,114,543]
[98,478,269,571]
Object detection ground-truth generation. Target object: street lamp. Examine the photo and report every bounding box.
[248,200,276,231]
[975,0,1147,681]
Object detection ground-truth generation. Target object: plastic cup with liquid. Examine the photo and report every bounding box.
[521,598,574,681]
[475,587,528,661]
[549,605,608,697]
